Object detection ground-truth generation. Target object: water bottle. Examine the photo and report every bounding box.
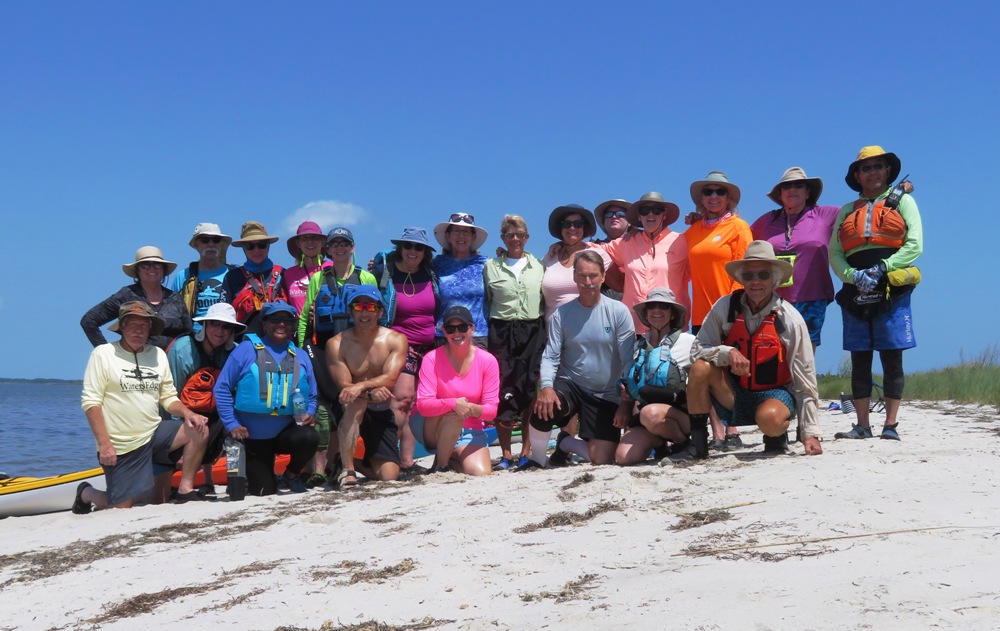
[292,388,307,425]
[224,437,247,501]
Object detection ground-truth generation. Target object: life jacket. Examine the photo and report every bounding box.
[234,333,310,416]
[180,366,220,414]
[232,267,286,324]
[838,197,907,253]
[626,329,696,404]
[314,267,363,334]
[181,262,236,315]
[724,291,792,391]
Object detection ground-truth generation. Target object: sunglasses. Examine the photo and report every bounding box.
[402,242,426,251]
[858,162,886,173]
[606,209,628,219]
[637,205,664,216]
[327,239,352,248]
[206,321,238,331]
[450,213,475,225]
[197,236,223,244]
[644,302,674,311]
[561,219,587,229]
[243,242,269,251]
[266,316,296,326]
[702,188,728,197]
[444,323,471,334]
[780,181,807,190]
[351,301,379,312]
[502,231,528,240]
[138,262,163,270]
[740,270,772,282]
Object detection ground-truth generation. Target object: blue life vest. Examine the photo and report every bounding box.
[234,334,310,416]
[314,267,362,334]
[627,330,696,404]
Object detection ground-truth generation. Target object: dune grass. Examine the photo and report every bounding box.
[818,344,1000,411]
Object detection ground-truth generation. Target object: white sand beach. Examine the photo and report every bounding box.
[1,401,998,631]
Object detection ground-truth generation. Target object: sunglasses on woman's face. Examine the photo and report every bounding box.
[561,220,586,229]
[402,242,426,251]
[740,270,772,281]
[645,302,673,311]
[702,188,728,197]
[450,213,475,225]
[206,321,238,331]
[138,262,163,270]
[243,242,269,251]
[780,182,807,190]
[637,205,664,216]
[351,302,379,312]
[266,316,296,326]
[444,323,470,334]
[198,236,223,244]
[605,209,628,219]
[858,162,886,173]
[502,231,528,240]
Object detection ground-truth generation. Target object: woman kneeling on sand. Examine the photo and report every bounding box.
[416,306,500,475]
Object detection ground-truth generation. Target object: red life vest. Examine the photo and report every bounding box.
[838,198,907,253]
[724,293,792,391]
[232,267,286,324]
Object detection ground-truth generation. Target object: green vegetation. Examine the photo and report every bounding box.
[818,344,1000,411]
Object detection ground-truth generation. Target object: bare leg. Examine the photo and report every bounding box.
[587,438,617,465]
[424,413,463,469]
[754,399,792,437]
[615,427,662,465]
[496,420,514,460]
[337,399,366,487]
[391,373,417,468]
[453,444,491,476]
[172,424,208,495]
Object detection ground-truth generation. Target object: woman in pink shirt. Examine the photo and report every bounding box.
[596,192,691,333]
[417,306,500,475]
[540,204,613,322]
[282,221,330,314]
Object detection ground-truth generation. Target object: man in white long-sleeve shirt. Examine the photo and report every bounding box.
[523,250,635,468]
[682,241,823,459]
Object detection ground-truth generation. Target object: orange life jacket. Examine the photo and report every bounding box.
[724,293,792,391]
[838,198,907,252]
[231,267,285,323]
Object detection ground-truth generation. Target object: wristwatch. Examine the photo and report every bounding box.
[365,388,374,400]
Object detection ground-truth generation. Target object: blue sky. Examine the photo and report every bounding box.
[1,2,997,380]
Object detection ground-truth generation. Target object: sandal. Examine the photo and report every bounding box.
[304,472,327,489]
[336,469,360,490]
[72,481,94,514]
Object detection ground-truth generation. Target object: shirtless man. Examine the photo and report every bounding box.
[326,285,408,489]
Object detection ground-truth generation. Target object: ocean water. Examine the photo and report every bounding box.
[0,382,97,478]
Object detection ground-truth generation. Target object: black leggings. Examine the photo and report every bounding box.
[245,423,320,496]
[851,349,904,400]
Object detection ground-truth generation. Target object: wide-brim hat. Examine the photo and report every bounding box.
[390,227,436,252]
[193,302,246,331]
[594,199,631,226]
[232,221,280,247]
[633,287,687,331]
[286,221,325,259]
[122,246,177,278]
[188,223,232,265]
[626,192,681,227]
[724,240,794,286]
[767,167,824,206]
[690,171,741,211]
[548,204,597,240]
[108,300,165,336]
[845,145,901,192]
[434,213,488,252]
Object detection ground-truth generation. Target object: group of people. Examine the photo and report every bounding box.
[74,145,923,513]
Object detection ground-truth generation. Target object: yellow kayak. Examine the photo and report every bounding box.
[0,468,106,518]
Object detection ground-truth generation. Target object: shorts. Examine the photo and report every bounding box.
[359,408,401,467]
[455,428,490,449]
[712,375,796,427]
[841,292,916,352]
[102,438,158,505]
[791,299,830,346]
[529,379,621,444]
[152,416,226,468]
[488,318,545,424]
[403,343,433,376]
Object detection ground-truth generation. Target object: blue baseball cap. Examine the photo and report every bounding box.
[260,301,298,319]
[326,227,354,245]
[345,285,383,308]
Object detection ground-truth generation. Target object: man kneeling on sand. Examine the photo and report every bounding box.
[682,241,823,459]
[75,302,210,513]
[326,285,409,489]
